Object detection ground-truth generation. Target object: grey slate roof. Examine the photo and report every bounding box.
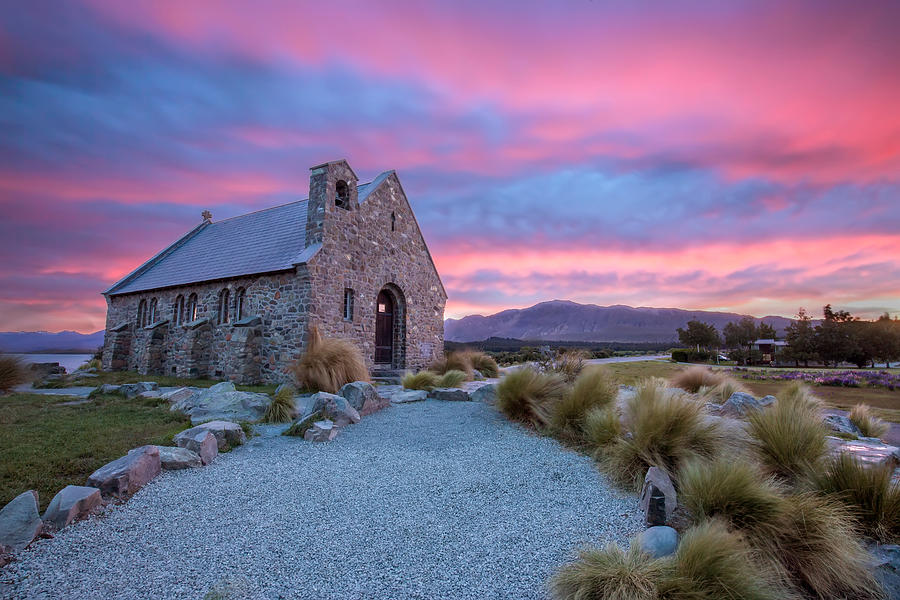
[106,172,393,296]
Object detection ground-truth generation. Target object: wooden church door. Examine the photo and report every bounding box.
[375,290,394,364]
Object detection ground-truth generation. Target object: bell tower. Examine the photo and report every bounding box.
[306,159,358,246]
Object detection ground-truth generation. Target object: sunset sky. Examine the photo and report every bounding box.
[2,0,899,333]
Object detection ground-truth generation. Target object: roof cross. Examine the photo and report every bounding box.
[201,210,213,222]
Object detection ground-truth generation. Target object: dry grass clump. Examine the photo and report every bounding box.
[551,366,617,436]
[290,326,369,394]
[0,353,28,392]
[262,386,297,423]
[669,366,725,394]
[551,544,664,600]
[811,452,900,542]
[429,350,497,379]
[699,378,750,404]
[467,352,499,378]
[602,379,727,487]
[402,371,440,391]
[747,383,827,481]
[496,367,567,429]
[849,404,890,439]
[583,406,621,451]
[78,358,102,371]
[437,369,467,388]
[543,349,587,383]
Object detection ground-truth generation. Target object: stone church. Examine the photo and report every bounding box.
[101,159,447,384]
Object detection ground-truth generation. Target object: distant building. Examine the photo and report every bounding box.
[101,159,447,384]
[750,338,788,363]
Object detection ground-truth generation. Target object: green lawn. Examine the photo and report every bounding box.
[69,370,277,394]
[0,392,190,510]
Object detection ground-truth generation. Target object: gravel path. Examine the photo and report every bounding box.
[1,400,642,600]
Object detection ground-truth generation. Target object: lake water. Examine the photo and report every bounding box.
[15,353,94,373]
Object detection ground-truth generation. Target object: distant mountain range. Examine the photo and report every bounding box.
[444,300,795,343]
[0,330,105,353]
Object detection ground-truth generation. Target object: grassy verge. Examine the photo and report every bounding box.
[0,392,190,510]
[65,370,276,394]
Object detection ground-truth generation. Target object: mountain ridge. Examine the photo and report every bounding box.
[0,330,105,353]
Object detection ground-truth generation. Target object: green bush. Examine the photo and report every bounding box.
[747,383,827,481]
[0,354,28,392]
[262,386,297,423]
[496,367,567,429]
[402,371,440,391]
[551,366,617,436]
[849,404,890,439]
[550,543,664,600]
[437,369,466,388]
[811,452,900,542]
[582,406,621,451]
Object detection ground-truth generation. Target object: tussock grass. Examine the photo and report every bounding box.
[670,366,725,394]
[429,351,475,379]
[262,386,297,423]
[602,379,727,487]
[402,371,440,391]
[699,378,750,404]
[467,351,499,378]
[550,544,663,600]
[437,369,467,388]
[551,366,617,436]
[583,406,621,451]
[0,353,28,393]
[290,326,369,394]
[78,358,102,371]
[747,383,827,481]
[548,350,586,383]
[849,403,890,439]
[496,367,567,429]
[811,452,900,542]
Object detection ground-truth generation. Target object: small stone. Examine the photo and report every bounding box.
[639,526,679,558]
[304,420,338,442]
[390,390,428,404]
[640,467,677,526]
[97,384,121,395]
[470,383,497,405]
[119,382,159,398]
[175,421,246,451]
[339,381,380,411]
[823,414,862,436]
[42,486,102,531]
[0,491,42,552]
[87,445,161,499]
[720,392,768,418]
[428,388,470,402]
[158,446,203,470]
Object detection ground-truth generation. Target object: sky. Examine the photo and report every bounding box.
[1,0,899,333]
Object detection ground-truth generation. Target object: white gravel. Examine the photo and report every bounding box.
[1,400,642,600]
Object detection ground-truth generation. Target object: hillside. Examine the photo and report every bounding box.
[0,330,105,353]
[444,300,794,343]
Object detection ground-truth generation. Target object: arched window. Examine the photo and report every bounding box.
[174,295,184,326]
[235,287,246,321]
[218,288,230,324]
[390,211,396,232]
[187,293,198,322]
[335,180,350,209]
[343,288,354,321]
[148,298,158,324]
[137,299,147,327]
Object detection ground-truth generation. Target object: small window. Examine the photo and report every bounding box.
[174,295,184,326]
[235,288,246,321]
[218,289,230,324]
[148,298,158,324]
[391,211,396,232]
[343,288,354,321]
[187,293,198,322]
[335,180,350,209]
[137,299,147,327]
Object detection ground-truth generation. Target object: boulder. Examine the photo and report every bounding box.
[389,390,428,404]
[428,388,470,402]
[139,390,162,399]
[310,392,360,427]
[284,411,322,437]
[0,491,42,552]
[304,420,338,442]
[184,382,270,424]
[97,384,121,395]
[870,543,900,600]
[29,362,65,377]
[339,381,380,411]
[470,383,498,405]
[162,387,196,407]
[86,445,161,498]
[159,445,204,469]
[823,414,862,436]
[639,526,679,558]
[720,392,772,418]
[827,437,899,467]
[175,420,246,451]
[472,369,485,380]
[640,467,677,526]
[42,485,101,531]
[119,381,159,398]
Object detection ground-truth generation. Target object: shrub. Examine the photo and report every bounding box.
[699,378,749,404]
[679,458,785,534]
[78,358,102,371]
[669,366,725,394]
[582,406,621,451]
[262,387,297,423]
[811,452,900,542]
[290,326,369,394]
[849,404,890,439]
[437,369,466,388]
[467,351,499,378]
[660,519,783,600]
[550,544,664,600]
[543,350,586,383]
[429,351,477,379]
[602,379,727,487]
[747,383,827,481]
[496,367,567,429]
[0,353,28,392]
[402,370,440,391]
[551,366,618,436]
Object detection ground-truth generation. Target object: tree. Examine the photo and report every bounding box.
[784,307,818,367]
[723,317,758,365]
[758,322,777,340]
[872,314,900,368]
[676,320,722,351]
[815,304,857,367]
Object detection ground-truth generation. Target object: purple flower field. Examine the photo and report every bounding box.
[728,368,900,391]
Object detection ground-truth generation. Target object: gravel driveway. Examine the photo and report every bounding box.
[1,400,642,600]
